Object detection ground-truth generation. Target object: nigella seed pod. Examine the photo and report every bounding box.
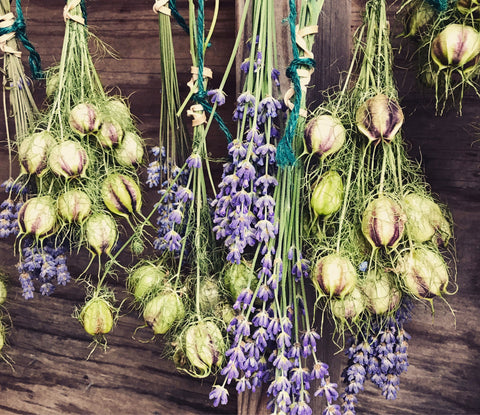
[304,114,346,158]
[356,94,404,143]
[105,99,131,125]
[398,247,449,298]
[96,119,124,148]
[330,287,365,320]
[362,195,406,249]
[48,140,89,178]
[45,71,60,101]
[403,193,451,245]
[363,270,401,314]
[313,253,357,298]
[0,279,7,305]
[199,279,221,313]
[114,131,144,167]
[0,322,4,351]
[18,196,57,237]
[223,262,257,301]
[127,263,166,302]
[401,0,436,38]
[18,131,55,176]
[80,297,114,336]
[57,189,92,223]
[310,170,344,216]
[69,103,101,135]
[85,213,118,255]
[143,291,185,334]
[184,321,225,375]
[431,24,480,72]
[101,173,142,218]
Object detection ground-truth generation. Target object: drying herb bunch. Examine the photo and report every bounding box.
[302,0,456,413]
[7,0,147,351]
[210,1,343,414]
[400,0,480,114]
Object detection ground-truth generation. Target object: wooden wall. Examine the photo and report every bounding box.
[0,1,479,414]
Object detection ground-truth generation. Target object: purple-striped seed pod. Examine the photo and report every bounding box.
[18,196,57,237]
[114,131,144,167]
[85,213,118,256]
[96,119,124,148]
[304,114,346,158]
[57,189,92,223]
[401,0,436,38]
[69,103,101,135]
[398,247,449,298]
[48,140,89,178]
[101,173,142,218]
[431,24,480,72]
[18,131,55,176]
[362,195,406,249]
[356,94,404,143]
[313,253,357,299]
[330,287,365,320]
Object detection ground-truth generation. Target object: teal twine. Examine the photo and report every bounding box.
[424,0,448,11]
[0,0,43,79]
[169,0,189,35]
[276,0,316,167]
[191,0,232,141]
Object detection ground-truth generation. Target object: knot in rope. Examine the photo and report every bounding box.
[64,0,86,25]
[153,0,171,16]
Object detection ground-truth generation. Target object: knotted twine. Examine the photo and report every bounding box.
[188,0,232,141]
[64,0,87,25]
[276,0,317,167]
[0,0,42,79]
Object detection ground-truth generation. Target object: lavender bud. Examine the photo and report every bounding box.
[18,131,55,176]
[304,114,346,158]
[356,94,404,143]
[57,189,92,223]
[431,24,480,71]
[361,195,406,249]
[310,170,344,216]
[313,253,357,298]
[69,103,101,135]
[48,140,89,178]
[101,173,142,218]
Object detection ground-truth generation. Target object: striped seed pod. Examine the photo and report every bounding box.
[114,131,144,167]
[57,189,92,223]
[85,213,118,255]
[96,119,124,148]
[101,173,142,218]
[313,253,357,299]
[18,131,55,176]
[69,103,101,135]
[18,196,57,237]
[48,140,89,178]
[304,114,346,158]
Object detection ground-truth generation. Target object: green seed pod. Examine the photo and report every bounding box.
[143,291,185,335]
[457,0,480,17]
[199,279,221,313]
[105,99,132,126]
[0,322,4,351]
[57,189,92,223]
[330,287,365,320]
[101,173,142,218]
[431,24,480,72]
[313,253,357,298]
[362,195,406,249]
[184,321,224,375]
[304,114,346,158]
[402,0,436,38]
[403,193,451,245]
[127,263,166,302]
[114,131,144,167]
[48,140,89,178]
[85,213,118,255]
[311,170,344,216]
[363,271,401,314]
[398,247,449,298]
[45,71,60,101]
[219,304,236,326]
[18,196,57,237]
[69,103,101,135]
[96,119,124,148]
[356,94,404,143]
[80,297,114,336]
[223,262,256,301]
[18,131,55,176]
[0,279,7,305]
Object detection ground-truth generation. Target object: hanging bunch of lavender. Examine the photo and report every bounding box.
[209,1,342,414]
[302,0,456,412]
[399,0,480,114]
[0,0,40,242]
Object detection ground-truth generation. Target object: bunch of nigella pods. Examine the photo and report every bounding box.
[209,0,341,414]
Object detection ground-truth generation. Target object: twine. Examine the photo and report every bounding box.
[424,0,448,11]
[168,0,189,35]
[64,0,86,25]
[277,13,317,167]
[187,65,213,93]
[0,1,43,78]
[153,0,171,16]
[187,104,207,127]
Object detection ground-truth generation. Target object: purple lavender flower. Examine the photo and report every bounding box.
[315,378,339,404]
[209,385,229,407]
[258,96,282,124]
[207,89,226,106]
[186,153,202,169]
[271,68,281,86]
